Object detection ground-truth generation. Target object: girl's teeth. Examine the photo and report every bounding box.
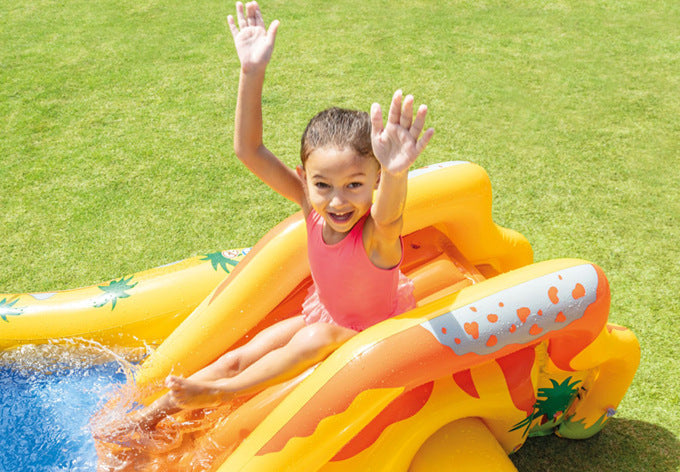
[331,212,351,221]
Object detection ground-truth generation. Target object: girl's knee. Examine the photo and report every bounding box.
[291,323,354,359]
[212,351,243,376]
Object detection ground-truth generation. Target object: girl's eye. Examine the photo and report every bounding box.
[314,182,330,189]
[348,182,363,189]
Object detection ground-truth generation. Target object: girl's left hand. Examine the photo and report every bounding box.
[370,90,434,175]
[228,1,279,73]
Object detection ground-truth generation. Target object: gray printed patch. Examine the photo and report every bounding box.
[422,264,599,356]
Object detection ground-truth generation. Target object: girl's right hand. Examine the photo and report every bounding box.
[228,1,279,73]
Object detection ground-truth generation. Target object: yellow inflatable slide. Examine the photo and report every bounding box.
[1,162,640,471]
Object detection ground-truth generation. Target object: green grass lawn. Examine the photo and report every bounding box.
[1,0,678,470]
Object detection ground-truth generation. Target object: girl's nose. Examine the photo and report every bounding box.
[329,191,347,208]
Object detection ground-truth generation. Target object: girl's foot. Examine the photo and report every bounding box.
[165,375,232,409]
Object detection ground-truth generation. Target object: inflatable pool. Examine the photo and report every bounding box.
[1,162,639,471]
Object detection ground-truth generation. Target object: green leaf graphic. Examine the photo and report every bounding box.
[0,298,24,322]
[94,276,138,310]
[510,377,581,436]
[200,251,241,273]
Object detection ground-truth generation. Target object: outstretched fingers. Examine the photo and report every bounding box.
[236,1,247,29]
[387,89,403,125]
[247,1,264,28]
[400,94,414,129]
[385,90,427,136]
[227,15,238,39]
[267,19,280,42]
[227,2,246,39]
[416,124,435,154]
[373,90,434,145]
[228,2,268,34]
[370,102,384,138]
[228,0,279,69]
[410,104,428,140]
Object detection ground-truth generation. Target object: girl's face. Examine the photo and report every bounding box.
[299,146,379,239]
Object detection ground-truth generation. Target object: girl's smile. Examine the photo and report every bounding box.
[327,210,354,223]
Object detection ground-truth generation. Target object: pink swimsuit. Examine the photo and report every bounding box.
[302,209,416,332]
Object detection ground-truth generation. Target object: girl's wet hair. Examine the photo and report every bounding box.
[300,107,375,166]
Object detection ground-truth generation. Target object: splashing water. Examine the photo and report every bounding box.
[0,340,148,471]
[1,339,261,471]
[91,380,244,472]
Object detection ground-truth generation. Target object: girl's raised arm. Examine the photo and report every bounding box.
[365,90,434,267]
[229,2,306,207]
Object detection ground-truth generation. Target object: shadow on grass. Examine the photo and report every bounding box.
[511,418,679,472]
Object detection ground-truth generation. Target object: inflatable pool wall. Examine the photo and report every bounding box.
[0,249,249,350]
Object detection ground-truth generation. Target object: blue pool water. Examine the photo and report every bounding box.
[0,347,130,471]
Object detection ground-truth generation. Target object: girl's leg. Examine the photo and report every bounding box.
[189,315,307,381]
[167,322,357,407]
[133,315,308,429]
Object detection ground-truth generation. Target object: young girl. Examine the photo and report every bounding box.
[131,1,433,430]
